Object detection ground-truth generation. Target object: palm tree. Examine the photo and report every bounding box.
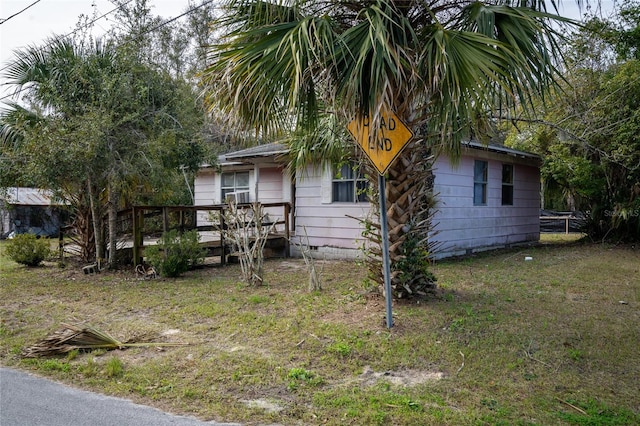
[201,0,574,298]
[1,39,113,262]
[2,37,206,267]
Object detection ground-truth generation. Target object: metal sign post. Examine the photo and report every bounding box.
[348,110,414,329]
[378,173,394,328]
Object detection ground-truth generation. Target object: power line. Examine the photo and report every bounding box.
[0,0,136,74]
[0,0,216,103]
[143,0,215,36]
[0,0,42,25]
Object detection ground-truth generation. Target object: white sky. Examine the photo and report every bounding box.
[0,0,618,98]
[0,0,190,99]
[0,1,192,64]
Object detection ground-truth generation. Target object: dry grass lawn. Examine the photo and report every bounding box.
[1,237,639,425]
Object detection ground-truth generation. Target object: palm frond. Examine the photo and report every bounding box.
[202,2,337,138]
[460,3,571,106]
[284,111,352,174]
[0,103,42,146]
[204,0,574,161]
[333,1,417,119]
[22,323,189,358]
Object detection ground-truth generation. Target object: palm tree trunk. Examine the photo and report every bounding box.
[364,140,438,298]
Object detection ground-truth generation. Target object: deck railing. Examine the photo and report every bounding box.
[115,203,291,266]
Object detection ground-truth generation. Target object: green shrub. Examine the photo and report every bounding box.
[5,233,52,266]
[393,230,437,298]
[144,230,206,278]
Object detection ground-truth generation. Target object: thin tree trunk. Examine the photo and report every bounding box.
[87,177,104,263]
[107,180,119,267]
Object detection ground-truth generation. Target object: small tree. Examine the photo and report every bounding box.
[291,226,322,292]
[5,233,52,267]
[218,201,276,286]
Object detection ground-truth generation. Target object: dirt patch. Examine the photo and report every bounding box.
[239,398,285,413]
[274,260,308,270]
[348,365,445,387]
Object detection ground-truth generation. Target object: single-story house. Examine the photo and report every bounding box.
[0,187,68,239]
[194,141,541,259]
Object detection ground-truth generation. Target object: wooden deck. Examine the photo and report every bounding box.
[112,203,291,266]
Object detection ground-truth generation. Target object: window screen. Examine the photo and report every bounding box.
[502,164,514,206]
[332,163,369,203]
[221,171,250,201]
[474,160,488,206]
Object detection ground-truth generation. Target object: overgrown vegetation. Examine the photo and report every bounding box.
[4,234,51,266]
[144,230,205,278]
[215,201,276,286]
[506,2,640,242]
[0,0,214,265]
[1,239,638,425]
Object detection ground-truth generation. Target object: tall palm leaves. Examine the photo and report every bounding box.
[1,39,115,262]
[204,1,569,142]
[202,0,574,296]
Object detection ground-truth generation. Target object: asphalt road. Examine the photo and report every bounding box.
[0,368,241,426]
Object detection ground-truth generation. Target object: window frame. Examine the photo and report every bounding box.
[473,160,488,206]
[501,163,514,206]
[220,171,250,202]
[331,163,369,203]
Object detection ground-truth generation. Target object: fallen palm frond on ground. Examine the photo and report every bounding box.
[22,323,189,358]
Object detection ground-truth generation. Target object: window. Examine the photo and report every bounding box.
[502,164,514,206]
[332,163,369,203]
[221,171,250,201]
[473,160,488,206]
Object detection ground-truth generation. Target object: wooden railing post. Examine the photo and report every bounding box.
[220,209,226,266]
[284,202,291,258]
[58,227,65,263]
[162,207,169,234]
[132,207,142,266]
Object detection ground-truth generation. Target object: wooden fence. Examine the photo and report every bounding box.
[539,214,583,234]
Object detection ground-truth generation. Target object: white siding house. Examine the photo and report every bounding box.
[430,143,541,258]
[194,142,541,259]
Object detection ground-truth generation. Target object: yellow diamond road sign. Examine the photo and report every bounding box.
[347,110,414,175]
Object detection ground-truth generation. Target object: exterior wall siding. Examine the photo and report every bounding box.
[194,169,217,206]
[293,164,369,255]
[258,167,284,203]
[194,147,541,259]
[194,164,287,226]
[255,167,287,223]
[431,153,540,258]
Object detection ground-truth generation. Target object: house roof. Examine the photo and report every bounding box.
[221,142,289,163]
[1,187,63,206]
[462,141,540,161]
[211,140,539,167]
